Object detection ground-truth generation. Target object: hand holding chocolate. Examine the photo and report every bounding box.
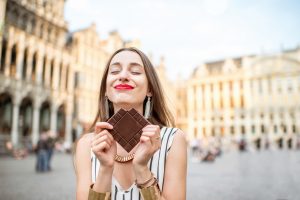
[106,108,151,152]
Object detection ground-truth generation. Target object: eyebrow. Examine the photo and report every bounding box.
[109,62,143,68]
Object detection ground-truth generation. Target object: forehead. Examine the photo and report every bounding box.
[110,51,143,66]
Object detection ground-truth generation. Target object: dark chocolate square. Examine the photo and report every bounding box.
[106,108,151,152]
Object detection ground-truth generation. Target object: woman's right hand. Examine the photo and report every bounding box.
[92,122,116,168]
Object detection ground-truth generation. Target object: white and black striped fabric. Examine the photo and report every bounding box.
[91,127,178,200]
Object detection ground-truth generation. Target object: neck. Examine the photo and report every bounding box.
[113,103,144,116]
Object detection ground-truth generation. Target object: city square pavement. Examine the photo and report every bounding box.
[0,150,299,200]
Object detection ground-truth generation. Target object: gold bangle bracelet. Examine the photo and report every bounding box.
[139,178,161,200]
[88,184,111,200]
[136,172,154,189]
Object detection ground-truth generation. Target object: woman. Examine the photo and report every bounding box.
[75,47,187,200]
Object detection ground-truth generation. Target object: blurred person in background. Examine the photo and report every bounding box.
[46,131,57,171]
[35,131,49,172]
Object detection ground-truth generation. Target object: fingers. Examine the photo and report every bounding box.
[142,125,160,132]
[95,122,113,134]
[140,125,161,148]
[92,130,114,152]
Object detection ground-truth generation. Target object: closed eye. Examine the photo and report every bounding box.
[131,71,141,75]
[110,70,120,74]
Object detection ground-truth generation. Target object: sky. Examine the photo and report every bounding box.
[64,0,300,80]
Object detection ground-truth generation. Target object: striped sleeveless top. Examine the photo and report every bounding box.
[91,127,178,200]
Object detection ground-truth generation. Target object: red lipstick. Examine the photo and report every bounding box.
[114,84,134,90]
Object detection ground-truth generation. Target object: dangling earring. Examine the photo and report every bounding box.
[144,96,152,119]
[105,96,110,120]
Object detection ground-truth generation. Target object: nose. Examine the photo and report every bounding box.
[118,69,129,81]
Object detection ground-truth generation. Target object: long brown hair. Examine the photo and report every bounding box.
[73,47,174,172]
[89,47,175,130]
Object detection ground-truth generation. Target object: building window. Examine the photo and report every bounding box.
[1,40,7,72]
[251,125,255,134]
[230,126,234,135]
[240,95,244,108]
[212,128,215,136]
[292,125,296,133]
[10,44,17,76]
[42,56,47,84]
[261,125,265,133]
[22,48,28,79]
[241,126,245,134]
[65,67,69,90]
[50,60,54,87]
[32,52,37,81]
[282,124,287,133]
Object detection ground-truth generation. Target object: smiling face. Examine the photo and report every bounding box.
[106,50,151,113]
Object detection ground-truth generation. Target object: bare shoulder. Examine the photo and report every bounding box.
[166,128,187,155]
[75,133,94,175]
[173,129,188,145]
[77,132,93,148]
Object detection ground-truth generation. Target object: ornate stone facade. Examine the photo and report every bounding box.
[0,0,165,153]
[183,49,300,149]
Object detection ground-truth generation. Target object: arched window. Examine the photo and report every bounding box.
[42,56,47,84]
[10,44,17,76]
[50,60,54,88]
[22,48,28,79]
[65,66,69,90]
[58,63,63,88]
[0,40,7,72]
[32,52,37,81]
[21,14,28,31]
[39,23,44,39]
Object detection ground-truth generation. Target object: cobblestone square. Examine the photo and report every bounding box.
[0,150,299,200]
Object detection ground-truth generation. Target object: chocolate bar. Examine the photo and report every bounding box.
[106,108,151,152]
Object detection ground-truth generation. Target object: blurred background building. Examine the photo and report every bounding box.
[181,49,300,150]
[0,0,299,153]
[0,0,171,153]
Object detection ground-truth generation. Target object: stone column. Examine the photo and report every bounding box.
[60,64,66,91]
[52,59,60,90]
[67,67,74,93]
[213,82,220,109]
[32,100,41,145]
[11,97,21,146]
[196,86,202,117]
[44,56,51,87]
[15,44,24,80]
[25,50,33,81]
[223,82,230,109]
[65,99,73,147]
[204,83,211,111]
[233,80,240,108]
[4,35,13,76]
[35,50,44,85]
[50,104,58,135]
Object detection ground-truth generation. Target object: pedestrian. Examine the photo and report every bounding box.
[35,131,49,172]
[74,47,187,200]
[46,131,56,171]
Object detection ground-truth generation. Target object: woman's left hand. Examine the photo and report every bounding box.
[133,125,161,168]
